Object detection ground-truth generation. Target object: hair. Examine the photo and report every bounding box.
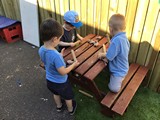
[64,20,74,27]
[109,14,126,31]
[40,18,63,42]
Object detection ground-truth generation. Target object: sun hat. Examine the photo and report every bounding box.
[64,10,83,28]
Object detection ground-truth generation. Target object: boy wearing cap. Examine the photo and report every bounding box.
[98,14,130,93]
[39,18,79,115]
[58,10,83,52]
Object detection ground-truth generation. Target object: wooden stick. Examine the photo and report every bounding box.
[71,49,77,62]
[79,90,93,98]
[103,44,106,53]
[75,40,81,45]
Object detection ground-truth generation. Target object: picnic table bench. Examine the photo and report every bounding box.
[63,34,109,101]
[101,63,149,116]
[63,34,149,116]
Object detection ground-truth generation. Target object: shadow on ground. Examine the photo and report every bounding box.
[0,39,74,120]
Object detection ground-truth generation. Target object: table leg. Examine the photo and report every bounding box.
[84,77,103,102]
[68,73,103,102]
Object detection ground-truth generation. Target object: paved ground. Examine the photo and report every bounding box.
[0,39,74,120]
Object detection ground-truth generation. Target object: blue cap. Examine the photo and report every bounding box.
[64,10,83,28]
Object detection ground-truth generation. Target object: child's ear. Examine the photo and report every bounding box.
[51,37,56,43]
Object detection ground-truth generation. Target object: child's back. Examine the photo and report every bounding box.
[39,18,79,115]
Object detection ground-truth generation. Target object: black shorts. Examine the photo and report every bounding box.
[47,79,74,100]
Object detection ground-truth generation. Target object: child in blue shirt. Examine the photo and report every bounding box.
[39,18,79,115]
[98,14,130,93]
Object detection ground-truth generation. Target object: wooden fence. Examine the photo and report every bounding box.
[0,0,160,93]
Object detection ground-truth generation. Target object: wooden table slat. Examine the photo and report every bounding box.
[84,60,107,80]
[63,34,95,57]
[101,63,140,108]
[76,37,107,65]
[111,66,149,115]
[75,40,108,75]
[64,35,100,61]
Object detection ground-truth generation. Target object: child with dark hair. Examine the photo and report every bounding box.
[39,18,79,115]
[58,10,83,51]
[98,14,130,93]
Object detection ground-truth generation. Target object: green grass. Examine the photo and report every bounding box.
[73,69,160,120]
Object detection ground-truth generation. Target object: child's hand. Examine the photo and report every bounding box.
[73,61,79,67]
[98,52,106,59]
[61,48,65,56]
[70,42,76,47]
[70,40,81,47]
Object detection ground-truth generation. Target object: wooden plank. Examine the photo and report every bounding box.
[69,0,75,10]
[65,36,105,63]
[99,0,109,35]
[112,66,149,115]
[157,85,160,93]
[107,0,118,32]
[50,0,56,20]
[0,0,5,16]
[86,0,94,34]
[117,0,127,16]
[75,37,107,64]
[101,63,140,108]
[63,0,69,13]
[64,35,102,60]
[84,60,107,81]
[71,50,77,62]
[54,0,62,24]
[37,0,45,22]
[64,42,93,60]
[136,1,159,65]
[129,0,149,63]
[146,29,160,86]
[75,0,81,34]
[149,52,160,91]
[1,0,18,19]
[75,39,107,75]
[80,0,87,36]
[59,0,65,24]
[14,0,21,21]
[94,0,101,35]
[38,0,52,21]
[43,0,52,19]
[125,0,138,40]
[75,49,101,75]
[145,12,160,67]
[63,34,95,57]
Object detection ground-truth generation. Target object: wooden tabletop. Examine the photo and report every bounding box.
[64,34,109,81]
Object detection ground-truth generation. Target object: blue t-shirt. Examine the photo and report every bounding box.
[38,46,68,83]
[106,32,130,77]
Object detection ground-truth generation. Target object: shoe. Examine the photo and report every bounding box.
[69,100,77,115]
[56,104,63,112]
[56,99,66,112]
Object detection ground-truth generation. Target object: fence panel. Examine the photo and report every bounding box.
[1,0,160,92]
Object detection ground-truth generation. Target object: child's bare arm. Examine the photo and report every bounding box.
[57,61,79,75]
[59,41,73,47]
[97,52,106,59]
[77,33,83,40]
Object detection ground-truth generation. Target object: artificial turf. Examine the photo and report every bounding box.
[73,69,160,120]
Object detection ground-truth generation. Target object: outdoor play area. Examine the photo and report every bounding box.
[0,0,160,120]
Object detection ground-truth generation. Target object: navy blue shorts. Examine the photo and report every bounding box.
[47,79,74,100]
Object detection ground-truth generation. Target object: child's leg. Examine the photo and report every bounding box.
[65,100,73,112]
[108,75,124,93]
[53,94,62,108]
[65,100,77,115]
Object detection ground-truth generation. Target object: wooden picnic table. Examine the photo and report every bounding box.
[63,34,109,101]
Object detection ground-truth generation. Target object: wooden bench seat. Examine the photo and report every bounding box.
[101,63,149,116]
